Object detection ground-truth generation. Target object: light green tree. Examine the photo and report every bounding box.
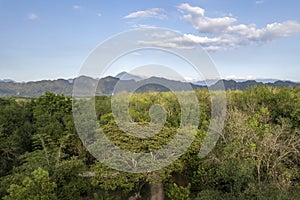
[3,167,57,200]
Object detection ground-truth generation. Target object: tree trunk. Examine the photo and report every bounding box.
[150,182,164,200]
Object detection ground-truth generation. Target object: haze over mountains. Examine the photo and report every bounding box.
[0,72,299,97]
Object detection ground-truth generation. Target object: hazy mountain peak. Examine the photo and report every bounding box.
[115,71,143,81]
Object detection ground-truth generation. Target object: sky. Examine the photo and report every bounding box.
[1,0,300,82]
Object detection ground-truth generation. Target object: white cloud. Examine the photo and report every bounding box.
[72,5,82,10]
[192,16,236,34]
[260,21,300,40]
[256,0,265,4]
[96,13,102,17]
[124,8,166,19]
[182,34,238,50]
[178,3,236,34]
[226,20,300,43]
[136,31,237,51]
[27,13,39,20]
[177,3,300,51]
[137,40,193,49]
[177,3,205,16]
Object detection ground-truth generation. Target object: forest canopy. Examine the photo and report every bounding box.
[0,85,299,199]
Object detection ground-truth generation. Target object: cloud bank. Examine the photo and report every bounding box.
[125,3,300,51]
[177,3,300,50]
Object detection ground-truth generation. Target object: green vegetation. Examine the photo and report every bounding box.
[0,86,300,199]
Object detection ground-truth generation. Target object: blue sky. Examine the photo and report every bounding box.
[1,0,300,82]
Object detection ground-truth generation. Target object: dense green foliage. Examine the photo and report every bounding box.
[0,86,299,199]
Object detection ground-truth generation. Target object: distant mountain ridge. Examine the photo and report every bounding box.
[0,74,299,97]
[0,79,16,83]
[194,78,279,86]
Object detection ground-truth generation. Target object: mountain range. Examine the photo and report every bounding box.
[0,72,299,97]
